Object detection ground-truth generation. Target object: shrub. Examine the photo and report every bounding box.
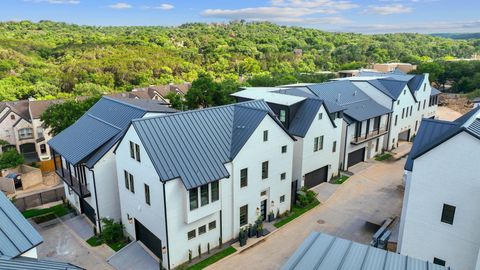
[100,218,124,245]
[0,149,24,170]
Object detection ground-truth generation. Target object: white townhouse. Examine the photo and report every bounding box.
[345,69,440,149]
[48,96,176,232]
[115,100,295,269]
[232,87,342,198]
[0,99,61,161]
[398,107,480,270]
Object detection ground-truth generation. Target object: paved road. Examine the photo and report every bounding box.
[208,158,405,270]
[35,217,114,270]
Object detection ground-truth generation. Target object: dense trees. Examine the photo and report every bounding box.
[0,21,478,102]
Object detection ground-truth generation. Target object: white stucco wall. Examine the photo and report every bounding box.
[399,132,480,270]
[388,86,418,149]
[0,109,19,146]
[22,247,38,259]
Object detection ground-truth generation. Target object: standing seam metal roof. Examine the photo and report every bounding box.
[132,100,291,190]
[0,256,84,270]
[48,97,175,166]
[282,232,450,270]
[289,99,324,137]
[0,193,43,258]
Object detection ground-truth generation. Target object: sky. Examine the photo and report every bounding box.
[2,0,480,33]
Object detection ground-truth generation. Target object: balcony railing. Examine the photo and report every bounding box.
[56,169,91,198]
[351,128,388,145]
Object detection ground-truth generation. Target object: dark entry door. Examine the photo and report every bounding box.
[348,148,365,168]
[398,129,411,142]
[291,180,298,206]
[80,199,96,225]
[260,199,267,221]
[304,166,328,189]
[135,219,163,259]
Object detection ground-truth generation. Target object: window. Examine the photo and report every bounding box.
[314,137,319,152]
[40,144,47,154]
[144,184,150,205]
[397,100,400,105]
[262,161,269,179]
[10,114,15,120]
[319,136,324,150]
[402,108,405,119]
[129,174,135,193]
[403,89,406,95]
[37,127,44,138]
[373,116,380,131]
[279,110,286,122]
[280,172,286,180]
[394,115,398,126]
[201,184,209,206]
[318,113,323,120]
[423,84,426,92]
[441,204,455,225]
[240,205,248,226]
[18,128,33,139]
[135,144,141,162]
[189,189,198,210]
[263,130,268,142]
[332,141,337,153]
[129,141,135,159]
[280,195,285,203]
[281,145,287,153]
[198,225,206,235]
[417,102,421,111]
[375,138,379,152]
[423,100,426,109]
[410,106,413,116]
[260,190,267,197]
[240,168,248,188]
[124,170,129,190]
[433,258,446,266]
[209,221,216,230]
[187,230,196,240]
[211,181,219,202]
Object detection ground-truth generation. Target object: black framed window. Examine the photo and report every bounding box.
[198,225,207,235]
[395,115,398,126]
[201,184,209,206]
[124,170,129,190]
[240,205,248,226]
[280,173,286,180]
[209,221,216,230]
[187,230,196,240]
[318,113,323,120]
[135,144,141,162]
[374,116,381,131]
[441,204,456,225]
[314,137,319,151]
[332,141,337,153]
[189,188,198,210]
[279,110,286,122]
[319,136,324,150]
[280,195,285,203]
[263,130,268,142]
[261,161,269,179]
[211,181,219,202]
[144,184,150,205]
[129,174,135,193]
[240,168,248,187]
[281,145,287,153]
[433,257,446,266]
[129,141,135,159]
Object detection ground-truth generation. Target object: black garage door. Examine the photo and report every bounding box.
[348,148,365,168]
[304,166,328,189]
[135,219,163,260]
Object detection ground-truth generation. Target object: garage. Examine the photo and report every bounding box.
[304,166,328,189]
[135,219,163,260]
[398,129,411,142]
[347,147,365,168]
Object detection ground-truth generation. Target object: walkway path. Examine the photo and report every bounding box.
[208,158,406,270]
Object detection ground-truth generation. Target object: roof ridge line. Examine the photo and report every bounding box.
[102,96,149,111]
[86,113,122,130]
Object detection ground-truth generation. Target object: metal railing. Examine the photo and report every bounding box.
[352,128,388,144]
[55,169,91,197]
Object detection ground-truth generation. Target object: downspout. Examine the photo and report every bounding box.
[162,181,171,270]
[386,101,394,151]
[342,122,349,171]
[88,167,102,234]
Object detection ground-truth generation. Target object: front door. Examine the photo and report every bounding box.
[260,199,267,221]
[291,180,298,207]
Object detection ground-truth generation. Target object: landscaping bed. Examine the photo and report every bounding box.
[86,218,129,252]
[332,175,349,184]
[375,152,393,161]
[274,188,320,228]
[22,203,73,223]
[186,246,237,270]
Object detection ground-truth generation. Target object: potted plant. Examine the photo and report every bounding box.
[248,224,256,238]
[239,228,248,246]
[256,222,263,238]
[268,210,275,222]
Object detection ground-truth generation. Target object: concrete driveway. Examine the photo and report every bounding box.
[208,158,405,270]
[107,241,158,270]
[35,216,114,270]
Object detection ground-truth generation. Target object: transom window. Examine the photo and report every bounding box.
[433,257,446,266]
[198,225,207,235]
[209,221,216,230]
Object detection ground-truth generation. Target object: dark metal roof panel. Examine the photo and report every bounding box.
[407,74,426,91]
[133,100,275,190]
[430,87,442,96]
[282,232,449,270]
[377,79,409,99]
[342,99,391,122]
[468,119,480,137]
[288,99,322,137]
[0,256,84,270]
[0,193,43,258]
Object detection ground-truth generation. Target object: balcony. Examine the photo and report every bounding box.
[56,169,91,198]
[351,128,388,145]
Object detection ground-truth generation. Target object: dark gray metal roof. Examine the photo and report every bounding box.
[377,79,410,99]
[133,100,292,190]
[407,74,426,92]
[430,87,442,96]
[0,256,84,270]
[288,99,323,137]
[406,106,480,171]
[282,232,450,270]
[273,88,344,113]
[48,96,175,166]
[0,193,43,258]
[307,81,391,122]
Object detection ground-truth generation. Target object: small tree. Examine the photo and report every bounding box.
[164,92,185,110]
[0,149,24,170]
[100,218,124,244]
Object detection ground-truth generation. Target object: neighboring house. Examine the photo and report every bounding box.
[373,63,417,73]
[0,99,61,161]
[339,70,440,149]
[473,97,480,108]
[115,100,295,269]
[398,107,480,270]
[282,232,450,270]
[48,97,176,231]
[232,87,343,196]
[109,83,192,104]
[0,192,83,269]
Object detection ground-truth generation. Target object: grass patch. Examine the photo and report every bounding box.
[333,175,349,184]
[23,203,72,220]
[375,153,393,161]
[274,199,320,228]
[108,241,128,252]
[32,212,57,224]
[187,246,237,270]
[86,236,102,247]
